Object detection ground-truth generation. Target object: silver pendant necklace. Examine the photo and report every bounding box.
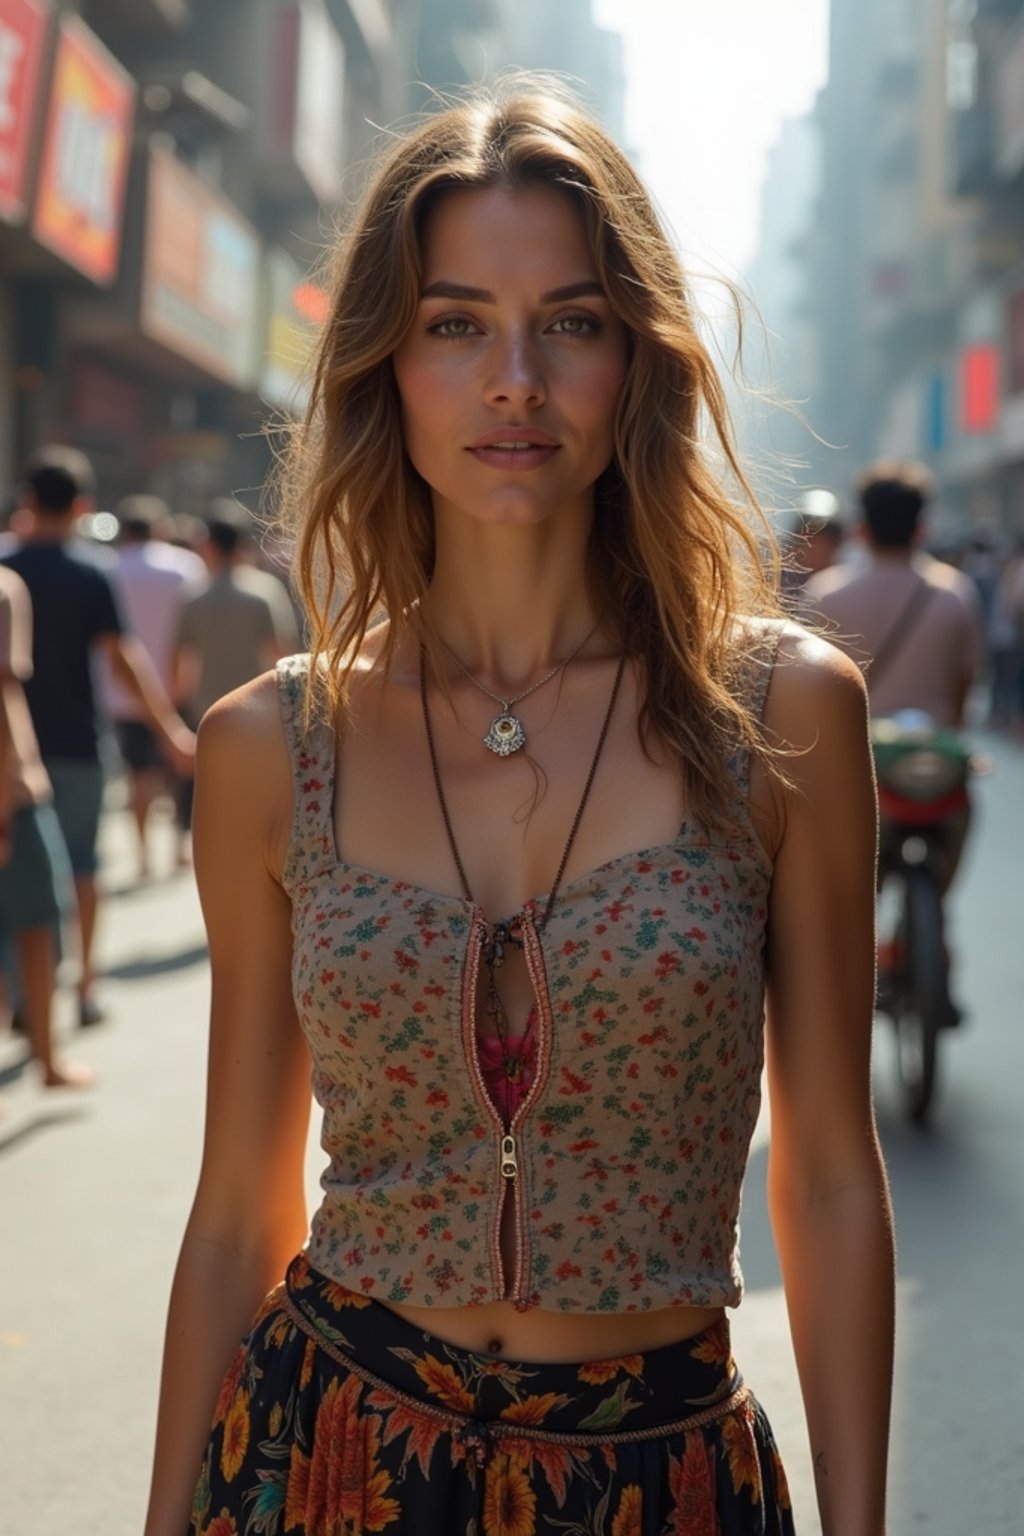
[437,616,603,757]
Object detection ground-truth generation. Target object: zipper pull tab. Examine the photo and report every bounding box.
[500,1134,518,1179]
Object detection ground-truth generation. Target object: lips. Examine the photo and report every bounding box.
[466,428,560,470]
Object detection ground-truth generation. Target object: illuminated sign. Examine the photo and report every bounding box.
[140,145,260,387]
[31,14,135,284]
[959,343,1000,434]
[0,0,48,225]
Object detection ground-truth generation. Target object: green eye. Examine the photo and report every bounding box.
[550,313,601,337]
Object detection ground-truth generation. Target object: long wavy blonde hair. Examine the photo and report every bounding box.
[275,79,784,832]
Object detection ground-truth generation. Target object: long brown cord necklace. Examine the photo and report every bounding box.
[420,648,626,1101]
[437,617,604,757]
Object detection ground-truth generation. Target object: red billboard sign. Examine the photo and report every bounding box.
[0,0,49,225]
[31,14,135,284]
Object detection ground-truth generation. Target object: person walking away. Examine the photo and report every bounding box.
[0,563,91,1087]
[804,460,983,732]
[1,448,195,1027]
[100,496,206,879]
[173,500,298,724]
[171,503,297,851]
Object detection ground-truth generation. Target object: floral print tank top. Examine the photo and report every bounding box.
[278,624,780,1313]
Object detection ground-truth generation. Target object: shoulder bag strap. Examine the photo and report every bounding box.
[867,577,936,697]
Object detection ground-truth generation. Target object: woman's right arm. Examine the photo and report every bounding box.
[144,673,313,1536]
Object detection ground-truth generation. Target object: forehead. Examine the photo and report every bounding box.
[418,183,596,285]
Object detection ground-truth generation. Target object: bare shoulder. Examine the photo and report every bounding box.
[766,619,869,757]
[195,668,295,879]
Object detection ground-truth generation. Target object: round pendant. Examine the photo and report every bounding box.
[484,712,526,756]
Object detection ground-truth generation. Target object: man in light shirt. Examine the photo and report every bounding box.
[102,497,206,878]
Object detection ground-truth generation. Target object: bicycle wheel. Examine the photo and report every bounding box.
[893,866,947,1123]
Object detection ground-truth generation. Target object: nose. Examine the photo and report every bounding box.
[484,328,546,409]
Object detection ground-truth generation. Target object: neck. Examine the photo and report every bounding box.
[26,514,73,544]
[423,504,607,691]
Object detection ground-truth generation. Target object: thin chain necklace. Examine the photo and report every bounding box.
[436,616,603,757]
[420,649,626,1114]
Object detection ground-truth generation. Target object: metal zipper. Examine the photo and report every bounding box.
[460,908,552,1303]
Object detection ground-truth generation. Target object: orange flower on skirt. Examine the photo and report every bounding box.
[409,1352,476,1414]
[321,1278,372,1311]
[285,1374,400,1533]
[298,1337,316,1392]
[212,1346,246,1428]
[482,1451,537,1536]
[499,1392,569,1426]
[667,1430,716,1535]
[220,1391,250,1484]
[688,1322,732,1368]
[611,1483,643,1536]
[721,1403,763,1501]
[577,1354,644,1385]
[203,1512,239,1536]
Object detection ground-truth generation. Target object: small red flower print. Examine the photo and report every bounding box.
[554,1259,583,1281]
[384,1063,417,1086]
[558,1067,592,1096]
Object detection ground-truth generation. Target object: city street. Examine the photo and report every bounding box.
[1,726,1022,1535]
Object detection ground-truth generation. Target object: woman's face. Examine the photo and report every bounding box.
[392,183,630,529]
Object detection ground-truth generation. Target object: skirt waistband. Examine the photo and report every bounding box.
[282,1253,745,1446]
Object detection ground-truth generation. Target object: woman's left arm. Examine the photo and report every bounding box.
[758,627,895,1536]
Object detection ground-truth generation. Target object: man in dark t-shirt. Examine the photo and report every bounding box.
[2,447,195,1025]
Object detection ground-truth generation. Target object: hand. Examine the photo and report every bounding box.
[163,724,197,779]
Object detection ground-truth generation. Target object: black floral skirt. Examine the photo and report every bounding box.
[189,1252,795,1536]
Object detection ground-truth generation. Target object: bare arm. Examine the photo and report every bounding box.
[760,628,895,1536]
[144,673,312,1536]
[95,632,195,771]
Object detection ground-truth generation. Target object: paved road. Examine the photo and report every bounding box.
[1,729,1022,1534]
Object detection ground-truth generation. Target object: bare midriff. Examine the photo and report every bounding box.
[381,1298,727,1363]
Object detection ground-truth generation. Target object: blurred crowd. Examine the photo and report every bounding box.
[0,445,298,1094]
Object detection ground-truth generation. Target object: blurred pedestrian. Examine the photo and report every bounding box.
[173,499,298,725]
[101,496,205,879]
[805,459,984,729]
[171,501,297,853]
[0,562,91,1088]
[988,536,1024,731]
[779,487,845,613]
[147,85,892,1536]
[0,447,195,1027]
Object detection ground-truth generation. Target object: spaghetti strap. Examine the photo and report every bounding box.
[275,654,338,891]
[726,617,786,802]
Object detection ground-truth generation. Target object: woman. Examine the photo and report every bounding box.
[146,83,894,1536]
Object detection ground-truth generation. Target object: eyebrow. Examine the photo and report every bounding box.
[419,280,607,304]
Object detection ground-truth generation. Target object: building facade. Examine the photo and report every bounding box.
[0,0,622,508]
[781,0,1024,535]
